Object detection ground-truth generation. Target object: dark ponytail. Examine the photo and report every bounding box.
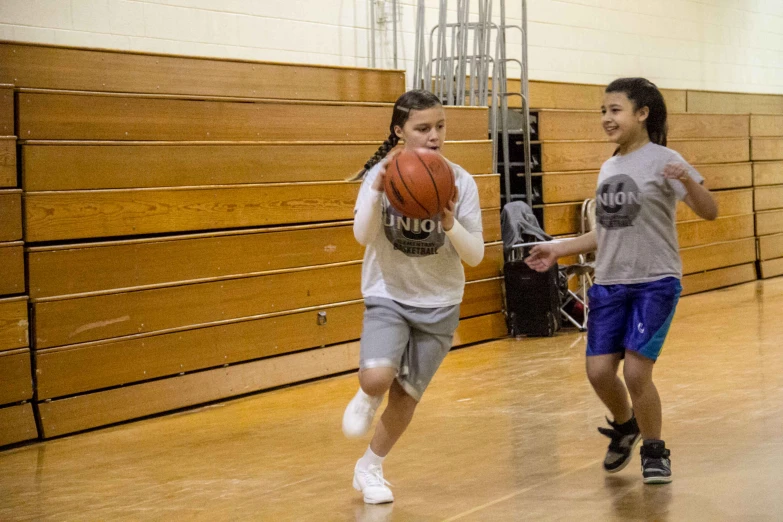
[350,89,442,180]
[353,132,399,181]
[606,78,668,146]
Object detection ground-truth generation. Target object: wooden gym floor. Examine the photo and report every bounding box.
[1,278,782,521]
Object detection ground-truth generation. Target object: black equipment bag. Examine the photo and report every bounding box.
[504,257,561,337]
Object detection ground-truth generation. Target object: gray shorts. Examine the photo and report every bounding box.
[360,296,461,401]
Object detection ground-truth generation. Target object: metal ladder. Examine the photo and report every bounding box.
[410,0,532,207]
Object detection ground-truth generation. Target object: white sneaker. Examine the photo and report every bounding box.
[353,463,394,504]
[342,388,382,438]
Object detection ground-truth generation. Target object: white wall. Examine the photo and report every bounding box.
[1,0,782,94]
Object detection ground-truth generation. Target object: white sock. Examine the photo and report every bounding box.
[357,446,385,470]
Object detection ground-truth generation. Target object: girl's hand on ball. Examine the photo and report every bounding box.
[371,160,387,192]
[371,149,402,192]
[441,186,459,231]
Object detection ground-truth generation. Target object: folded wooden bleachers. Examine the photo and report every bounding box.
[0,41,505,440]
[682,90,783,286]
[751,115,783,279]
[669,117,755,296]
[0,82,36,447]
[4,41,782,444]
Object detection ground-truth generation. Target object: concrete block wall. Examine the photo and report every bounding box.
[0,0,782,94]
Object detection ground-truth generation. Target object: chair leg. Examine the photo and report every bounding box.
[559,269,592,332]
[579,273,591,330]
[560,289,587,330]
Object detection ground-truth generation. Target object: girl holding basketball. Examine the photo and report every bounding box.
[525,78,717,484]
[342,89,484,504]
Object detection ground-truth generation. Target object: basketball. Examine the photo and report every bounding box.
[384,148,455,220]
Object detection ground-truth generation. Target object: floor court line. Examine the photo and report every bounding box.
[441,459,601,521]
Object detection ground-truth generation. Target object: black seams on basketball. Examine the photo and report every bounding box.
[383,148,455,220]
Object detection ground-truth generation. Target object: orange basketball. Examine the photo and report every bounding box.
[384,148,455,220]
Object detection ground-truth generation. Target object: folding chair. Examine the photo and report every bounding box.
[558,198,595,331]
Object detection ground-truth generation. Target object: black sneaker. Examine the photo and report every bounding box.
[597,415,641,473]
[641,439,672,484]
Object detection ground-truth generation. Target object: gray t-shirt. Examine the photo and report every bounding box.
[594,142,704,285]
[356,160,483,307]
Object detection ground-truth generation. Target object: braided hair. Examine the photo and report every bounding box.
[606,77,668,147]
[350,89,442,180]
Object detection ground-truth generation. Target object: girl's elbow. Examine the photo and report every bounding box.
[465,256,483,268]
[465,247,485,267]
[703,203,719,221]
[353,228,369,246]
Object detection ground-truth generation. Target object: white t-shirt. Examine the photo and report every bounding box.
[355,160,483,307]
[594,142,704,285]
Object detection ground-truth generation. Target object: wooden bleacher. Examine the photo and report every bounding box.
[0,43,404,103]
[669,90,783,281]
[0,41,505,440]
[687,91,783,115]
[752,115,783,278]
[0,80,35,447]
